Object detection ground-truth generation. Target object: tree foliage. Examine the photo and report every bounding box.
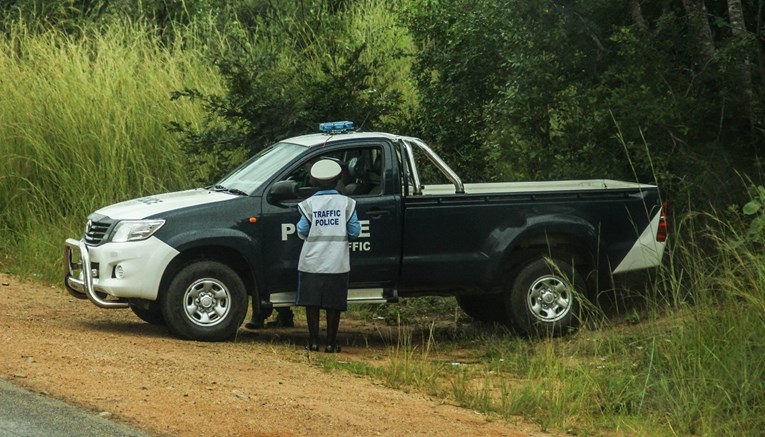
[407,0,764,200]
[171,0,416,182]
[2,0,763,200]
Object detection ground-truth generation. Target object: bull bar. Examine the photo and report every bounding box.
[64,238,129,309]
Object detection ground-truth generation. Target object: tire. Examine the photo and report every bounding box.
[161,260,248,342]
[456,294,507,323]
[129,299,165,325]
[506,257,586,336]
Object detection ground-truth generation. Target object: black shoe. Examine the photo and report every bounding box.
[306,344,319,352]
[324,345,341,353]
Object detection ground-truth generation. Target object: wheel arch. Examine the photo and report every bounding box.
[159,243,260,308]
[501,228,600,291]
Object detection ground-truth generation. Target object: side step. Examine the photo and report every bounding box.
[266,287,398,307]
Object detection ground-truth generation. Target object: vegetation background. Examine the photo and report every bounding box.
[1,0,764,435]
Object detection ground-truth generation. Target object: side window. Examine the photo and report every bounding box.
[278,145,384,199]
[343,146,384,197]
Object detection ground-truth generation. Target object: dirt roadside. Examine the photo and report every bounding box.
[0,273,550,437]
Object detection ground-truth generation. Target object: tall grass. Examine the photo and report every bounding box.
[646,210,765,435]
[0,19,221,279]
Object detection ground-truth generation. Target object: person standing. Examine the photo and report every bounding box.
[296,158,360,353]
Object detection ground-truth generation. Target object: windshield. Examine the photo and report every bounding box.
[216,142,307,194]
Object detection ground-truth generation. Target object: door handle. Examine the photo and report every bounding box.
[366,208,390,218]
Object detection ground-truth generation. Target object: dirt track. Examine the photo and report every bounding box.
[0,273,549,436]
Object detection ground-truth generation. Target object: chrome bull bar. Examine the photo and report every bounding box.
[64,238,129,309]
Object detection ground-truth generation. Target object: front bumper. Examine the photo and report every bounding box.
[64,236,179,308]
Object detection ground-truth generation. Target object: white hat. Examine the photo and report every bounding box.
[310,159,342,181]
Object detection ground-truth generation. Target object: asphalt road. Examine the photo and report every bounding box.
[0,377,151,437]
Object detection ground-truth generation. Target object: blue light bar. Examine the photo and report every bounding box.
[319,121,354,133]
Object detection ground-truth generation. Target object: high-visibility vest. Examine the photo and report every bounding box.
[297,194,356,274]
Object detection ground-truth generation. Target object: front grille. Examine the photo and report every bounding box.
[84,220,111,245]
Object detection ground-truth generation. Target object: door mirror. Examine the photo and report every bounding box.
[268,180,299,203]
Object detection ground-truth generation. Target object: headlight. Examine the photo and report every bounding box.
[110,220,166,242]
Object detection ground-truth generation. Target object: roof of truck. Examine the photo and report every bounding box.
[282,131,399,148]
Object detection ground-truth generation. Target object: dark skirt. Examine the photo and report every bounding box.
[296,271,349,311]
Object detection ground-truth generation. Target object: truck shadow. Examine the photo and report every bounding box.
[233,320,410,351]
[77,319,172,339]
[232,317,490,353]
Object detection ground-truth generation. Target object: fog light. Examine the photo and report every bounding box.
[91,268,99,278]
[114,264,125,279]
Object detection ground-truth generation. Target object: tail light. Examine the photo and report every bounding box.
[656,200,669,242]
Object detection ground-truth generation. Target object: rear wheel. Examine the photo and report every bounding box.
[506,257,586,336]
[456,294,507,323]
[161,260,248,341]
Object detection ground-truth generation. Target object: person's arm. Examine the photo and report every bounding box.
[297,204,311,240]
[346,210,361,240]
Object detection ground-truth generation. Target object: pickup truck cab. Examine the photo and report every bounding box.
[64,122,668,341]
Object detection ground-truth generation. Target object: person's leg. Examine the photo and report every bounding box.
[325,309,341,353]
[245,299,271,329]
[266,307,295,328]
[279,307,295,326]
[305,305,320,351]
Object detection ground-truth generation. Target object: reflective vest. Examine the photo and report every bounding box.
[297,194,356,274]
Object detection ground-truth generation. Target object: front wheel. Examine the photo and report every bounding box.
[161,260,248,341]
[506,257,586,336]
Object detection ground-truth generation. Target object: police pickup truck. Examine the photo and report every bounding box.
[64,122,668,341]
